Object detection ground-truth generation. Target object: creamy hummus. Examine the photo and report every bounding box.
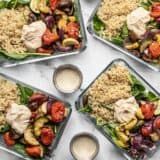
[127,7,151,38]
[6,103,31,134]
[21,20,46,51]
[114,97,138,123]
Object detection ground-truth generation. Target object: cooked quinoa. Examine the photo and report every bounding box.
[0,77,20,112]
[97,0,139,39]
[0,6,30,53]
[87,64,132,121]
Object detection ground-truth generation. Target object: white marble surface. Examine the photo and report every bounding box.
[1,0,160,159]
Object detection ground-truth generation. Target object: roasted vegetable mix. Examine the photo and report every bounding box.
[0,0,82,60]
[79,62,160,159]
[93,0,160,64]
[0,76,70,159]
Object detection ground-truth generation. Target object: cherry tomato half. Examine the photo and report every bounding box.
[149,42,160,59]
[66,22,80,39]
[42,29,59,46]
[153,117,160,129]
[41,127,55,145]
[3,132,15,146]
[51,101,65,122]
[26,146,42,158]
[140,103,155,120]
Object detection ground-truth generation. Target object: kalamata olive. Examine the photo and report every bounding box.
[142,54,153,62]
[138,152,147,160]
[47,101,53,114]
[29,93,48,104]
[82,95,88,106]
[58,0,72,8]
[10,130,21,139]
[28,13,37,23]
[153,117,160,135]
[28,101,39,111]
[156,17,160,23]
[58,29,65,40]
[66,6,74,16]
[131,134,143,150]
[53,42,72,52]
[44,15,55,29]
[129,32,138,42]
[129,147,139,159]
[141,139,156,153]
[131,50,141,57]
[141,122,153,137]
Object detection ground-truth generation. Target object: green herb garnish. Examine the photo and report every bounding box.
[103,123,117,139]
[111,24,128,46]
[0,124,10,133]
[129,74,159,101]
[17,84,33,104]
[0,0,30,9]
[13,144,28,156]
[93,15,105,32]
[79,105,92,113]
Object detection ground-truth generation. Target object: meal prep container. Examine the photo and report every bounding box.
[0,0,87,68]
[0,73,72,160]
[87,1,160,72]
[76,58,160,160]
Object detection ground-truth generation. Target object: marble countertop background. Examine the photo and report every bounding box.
[1,0,160,159]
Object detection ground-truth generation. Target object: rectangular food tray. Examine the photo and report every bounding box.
[87,1,160,72]
[76,58,160,160]
[0,73,72,160]
[0,0,87,68]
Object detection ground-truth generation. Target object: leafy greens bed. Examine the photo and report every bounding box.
[79,62,160,160]
[0,76,70,159]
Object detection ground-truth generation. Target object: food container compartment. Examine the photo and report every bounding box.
[0,73,72,160]
[87,1,160,71]
[0,0,87,68]
[76,58,160,160]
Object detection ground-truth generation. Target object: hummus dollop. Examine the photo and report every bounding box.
[127,7,151,38]
[114,97,138,123]
[21,20,46,51]
[6,103,31,134]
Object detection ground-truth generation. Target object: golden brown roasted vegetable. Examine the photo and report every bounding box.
[150,132,159,142]
[24,126,39,145]
[39,0,51,13]
[113,138,128,148]
[34,117,49,136]
[136,108,144,119]
[125,118,137,130]
[125,42,139,50]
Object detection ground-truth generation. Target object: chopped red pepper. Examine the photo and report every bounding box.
[140,103,155,120]
[66,22,80,39]
[51,101,65,123]
[37,47,53,54]
[151,3,160,18]
[42,29,59,45]
[50,0,59,11]
[3,132,15,147]
[41,127,55,145]
[26,146,42,158]
[149,42,160,59]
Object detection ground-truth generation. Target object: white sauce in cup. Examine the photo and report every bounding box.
[53,65,82,93]
[70,133,99,160]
